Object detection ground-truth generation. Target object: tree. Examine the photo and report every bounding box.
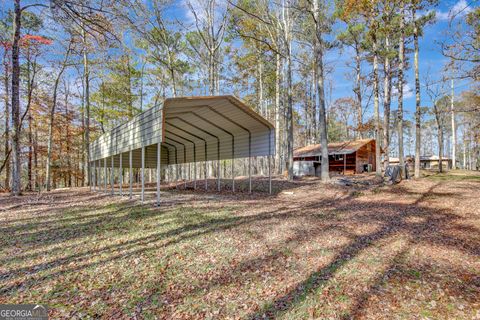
[1,30,11,190]
[46,39,73,191]
[426,78,447,173]
[341,0,383,176]
[411,0,436,178]
[337,22,367,139]
[229,0,285,174]
[311,0,331,182]
[441,7,479,80]
[10,0,22,195]
[119,0,190,98]
[281,0,295,181]
[380,1,397,168]
[6,0,116,195]
[397,0,406,176]
[186,0,229,95]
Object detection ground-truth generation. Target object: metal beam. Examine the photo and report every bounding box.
[129,150,132,199]
[141,146,145,202]
[269,128,272,194]
[195,106,253,193]
[166,116,220,191]
[187,111,236,192]
[157,142,161,206]
[165,122,205,190]
[163,142,178,189]
[204,161,207,191]
[111,155,114,195]
[165,137,187,189]
[119,153,123,196]
[89,162,92,191]
[104,158,107,193]
[249,132,252,193]
[166,117,216,162]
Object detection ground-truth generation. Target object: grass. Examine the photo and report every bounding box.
[1,172,479,319]
[423,169,480,181]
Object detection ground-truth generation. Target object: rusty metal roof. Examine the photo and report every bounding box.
[293,139,376,157]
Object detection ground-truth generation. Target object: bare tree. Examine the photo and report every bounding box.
[46,39,73,191]
[426,77,447,173]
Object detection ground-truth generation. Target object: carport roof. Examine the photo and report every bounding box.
[90,95,275,167]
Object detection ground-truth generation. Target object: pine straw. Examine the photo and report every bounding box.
[0,172,479,319]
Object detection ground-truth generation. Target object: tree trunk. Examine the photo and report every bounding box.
[383,35,391,168]
[354,43,362,139]
[304,80,310,144]
[282,1,294,181]
[313,0,329,182]
[64,81,72,187]
[46,44,71,191]
[26,53,37,191]
[463,125,467,169]
[82,28,91,188]
[274,53,281,174]
[397,0,405,177]
[372,34,382,176]
[33,119,38,191]
[170,67,177,98]
[3,49,10,191]
[311,67,317,143]
[450,77,456,169]
[433,100,443,173]
[10,0,22,196]
[286,48,294,180]
[413,6,421,178]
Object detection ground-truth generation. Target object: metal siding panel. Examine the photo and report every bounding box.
[90,96,275,166]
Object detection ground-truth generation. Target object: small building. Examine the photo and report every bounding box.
[389,155,452,170]
[293,139,378,176]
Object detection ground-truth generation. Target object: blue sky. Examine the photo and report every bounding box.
[1,0,476,121]
[326,0,476,120]
[167,0,477,121]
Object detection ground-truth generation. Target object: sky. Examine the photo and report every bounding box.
[168,0,478,120]
[1,0,477,121]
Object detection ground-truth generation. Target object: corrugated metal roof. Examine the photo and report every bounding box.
[293,139,376,157]
[90,96,275,167]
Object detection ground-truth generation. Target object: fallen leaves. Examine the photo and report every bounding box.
[0,172,479,319]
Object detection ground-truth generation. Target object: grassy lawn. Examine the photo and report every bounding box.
[1,172,479,319]
[423,169,480,181]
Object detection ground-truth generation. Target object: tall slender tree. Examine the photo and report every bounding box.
[397,0,405,176]
[46,39,73,191]
[312,0,330,181]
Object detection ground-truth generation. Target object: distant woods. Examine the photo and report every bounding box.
[0,0,479,194]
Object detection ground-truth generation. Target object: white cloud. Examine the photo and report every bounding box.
[392,83,414,99]
[436,0,473,21]
[182,0,229,25]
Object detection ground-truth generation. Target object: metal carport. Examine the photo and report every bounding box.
[89,95,275,205]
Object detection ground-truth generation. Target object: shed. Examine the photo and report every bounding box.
[89,96,275,204]
[389,155,452,170]
[293,139,378,176]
